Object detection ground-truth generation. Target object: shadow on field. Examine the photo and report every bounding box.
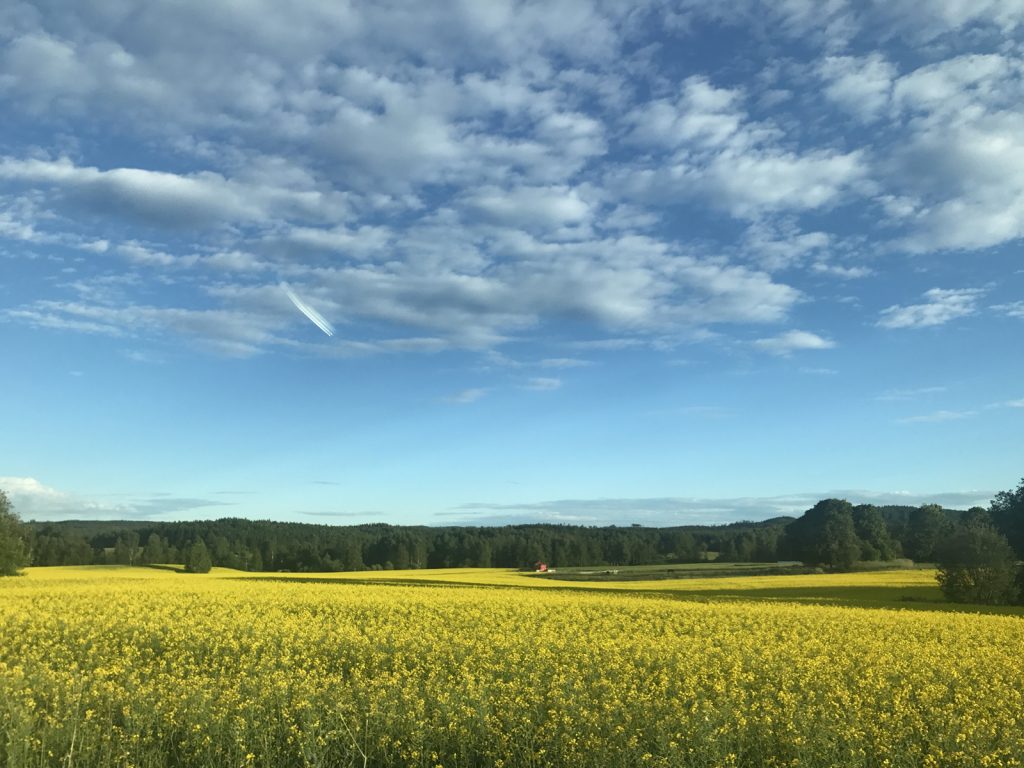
[227,574,1024,617]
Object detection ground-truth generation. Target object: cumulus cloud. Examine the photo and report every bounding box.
[0,156,347,229]
[819,53,895,121]
[620,75,867,218]
[2,0,1021,362]
[877,288,984,329]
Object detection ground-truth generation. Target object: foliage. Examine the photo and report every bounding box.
[24,517,794,572]
[184,539,213,573]
[852,505,899,561]
[783,498,862,569]
[906,504,952,562]
[0,490,29,576]
[936,524,1020,605]
[990,476,1024,558]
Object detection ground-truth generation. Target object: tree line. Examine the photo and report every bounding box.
[2,479,1022,604]
[19,515,794,573]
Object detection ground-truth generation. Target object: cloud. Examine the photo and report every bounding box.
[539,357,592,368]
[446,388,488,404]
[442,487,997,525]
[819,53,895,121]
[620,75,867,219]
[753,330,835,355]
[810,263,872,279]
[524,377,562,391]
[463,185,592,230]
[0,476,232,520]
[0,156,346,229]
[898,410,977,424]
[5,299,291,357]
[874,55,1024,253]
[993,301,1024,319]
[3,0,1020,366]
[627,76,743,150]
[877,288,984,329]
[876,386,947,401]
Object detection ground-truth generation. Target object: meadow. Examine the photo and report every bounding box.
[1,566,1023,768]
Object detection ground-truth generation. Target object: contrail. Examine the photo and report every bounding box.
[281,283,335,336]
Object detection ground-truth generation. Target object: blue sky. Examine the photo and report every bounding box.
[1,0,1022,525]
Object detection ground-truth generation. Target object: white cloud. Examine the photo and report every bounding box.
[524,377,562,391]
[877,288,984,329]
[446,387,488,404]
[464,185,592,230]
[627,76,743,150]
[879,56,1024,253]
[442,486,997,525]
[811,262,872,279]
[876,386,947,401]
[703,149,865,218]
[0,156,347,229]
[620,74,867,219]
[741,221,831,271]
[819,53,895,121]
[899,409,977,424]
[539,357,591,368]
[0,476,230,520]
[993,301,1024,318]
[753,330,835,355]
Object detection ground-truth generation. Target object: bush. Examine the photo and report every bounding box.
[936,525,1019,605]
[0,490,29,577]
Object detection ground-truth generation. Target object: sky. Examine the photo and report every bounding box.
[1,0,1022,526]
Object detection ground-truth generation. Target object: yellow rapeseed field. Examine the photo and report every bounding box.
[1,566,1022,767]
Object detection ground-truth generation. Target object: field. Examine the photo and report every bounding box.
[2,567,1023,767]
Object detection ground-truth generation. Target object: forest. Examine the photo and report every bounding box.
[13,502,989,572]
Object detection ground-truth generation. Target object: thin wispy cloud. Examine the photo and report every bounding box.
[992,301,1024,319]
[876,386,947,401]
[443,487,997,526]
[878,288,984,329]
[898,410,977,424]
[524,377,562,391]
[539,358,592,369]
[445,388,488,404]
[753,330,835,356]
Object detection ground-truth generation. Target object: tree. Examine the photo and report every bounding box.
[852,505,898,561]
[184,539,213,574]
[784,499,861,569]
[907,504,950,562]
[0,490,30,576]
[141,533,168,565]
[962,506,994,530]
[936,524,1019,605]
[990,477,1024,558]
